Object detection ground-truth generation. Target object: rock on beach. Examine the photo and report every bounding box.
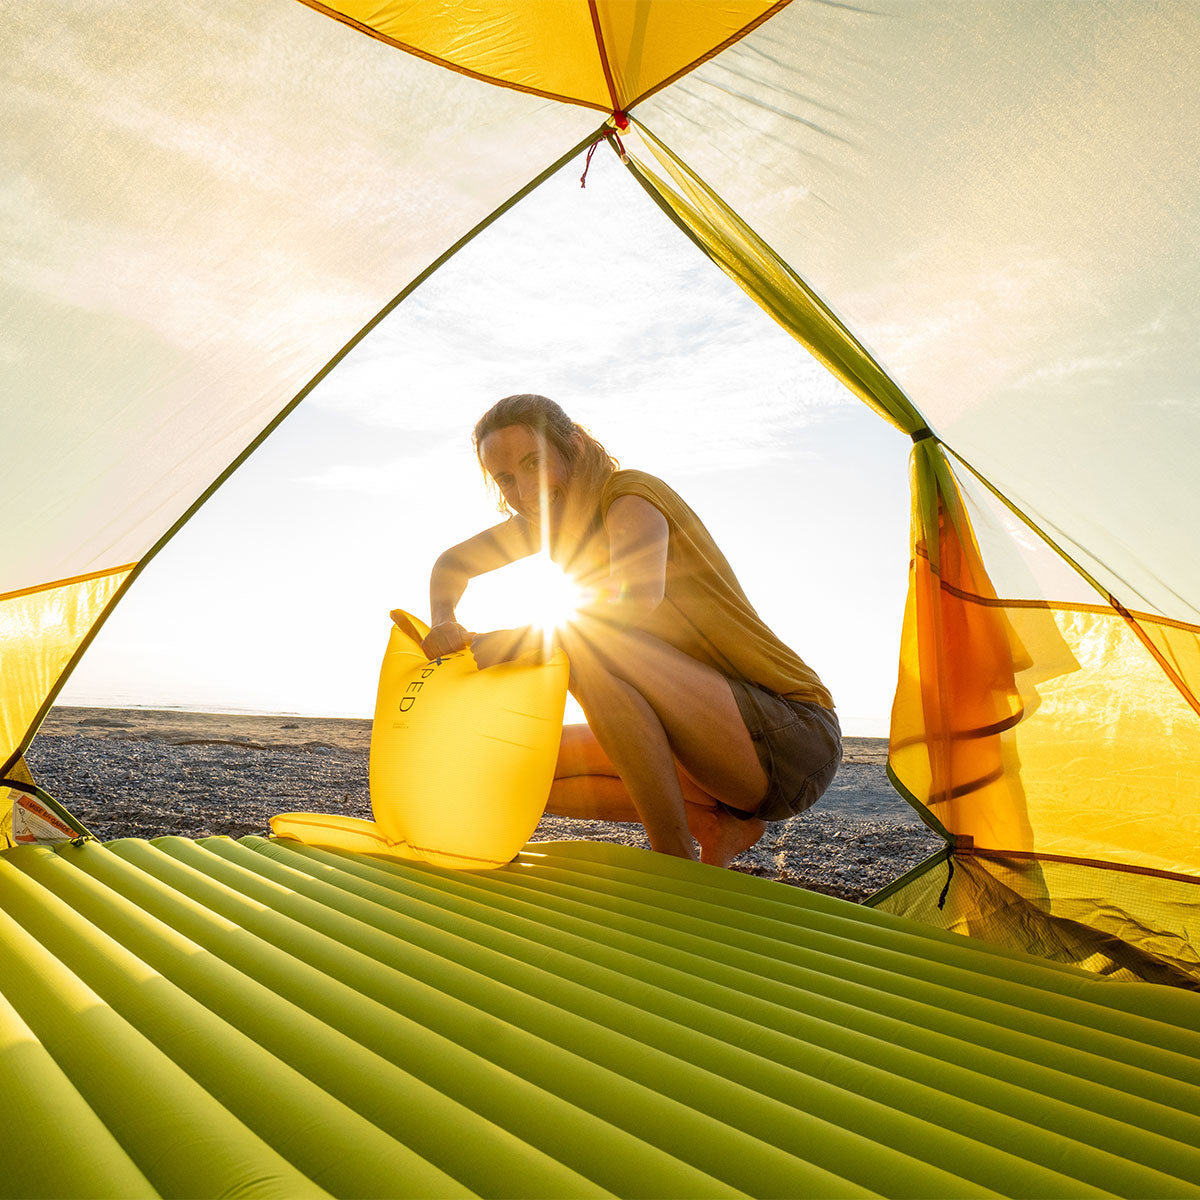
[24,707,941,903]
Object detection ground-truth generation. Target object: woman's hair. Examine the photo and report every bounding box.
[473,394,618,515]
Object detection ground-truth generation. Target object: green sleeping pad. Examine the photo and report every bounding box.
[1,836,1198,1199]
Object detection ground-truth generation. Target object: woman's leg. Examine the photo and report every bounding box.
[551,724,724,817]
[555,621,770,864]
[550,724,768,866]
[550,725,642,822]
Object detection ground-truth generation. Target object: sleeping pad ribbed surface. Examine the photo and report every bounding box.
[1,835,1198,1199]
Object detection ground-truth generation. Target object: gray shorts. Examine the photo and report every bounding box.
[723,679,842,823]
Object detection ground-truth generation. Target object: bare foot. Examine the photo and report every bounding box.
[686,802,767,868]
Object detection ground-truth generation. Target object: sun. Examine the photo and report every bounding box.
[457,550,585,650]
[523,550,585,639]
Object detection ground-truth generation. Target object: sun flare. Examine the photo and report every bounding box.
[456,550,585,651]
[524,550,585,637]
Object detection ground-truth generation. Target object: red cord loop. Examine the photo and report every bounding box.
[579,139,602,187]
[579,114,631,188]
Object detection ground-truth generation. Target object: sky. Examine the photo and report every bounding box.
[58,146,913,736]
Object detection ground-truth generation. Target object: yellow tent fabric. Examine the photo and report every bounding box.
[875,446,1200,984]
[303,0,786,111]
[3,0,1199,985]
[0,570,131,778]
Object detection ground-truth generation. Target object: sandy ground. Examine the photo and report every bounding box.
[24,707,942,903]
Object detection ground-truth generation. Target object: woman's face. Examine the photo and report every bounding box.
[479,424,573,524]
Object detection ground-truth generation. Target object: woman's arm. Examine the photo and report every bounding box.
[473,497,670,668]
[420,518,537,656]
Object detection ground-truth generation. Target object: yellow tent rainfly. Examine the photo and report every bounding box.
[4,4,1200,1195]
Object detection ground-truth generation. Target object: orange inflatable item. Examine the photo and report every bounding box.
[271,611,569,869]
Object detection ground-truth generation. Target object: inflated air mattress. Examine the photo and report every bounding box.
[1,836,1198,1199]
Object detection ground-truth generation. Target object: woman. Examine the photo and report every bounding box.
[420,394,841,868]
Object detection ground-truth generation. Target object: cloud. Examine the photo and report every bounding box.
[303,147,857,482]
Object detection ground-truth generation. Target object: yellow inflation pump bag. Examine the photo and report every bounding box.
[272,611,569,869]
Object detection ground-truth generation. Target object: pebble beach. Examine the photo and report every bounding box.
[25,707,942,904]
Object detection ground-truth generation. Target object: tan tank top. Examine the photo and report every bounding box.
[592,470,834,709]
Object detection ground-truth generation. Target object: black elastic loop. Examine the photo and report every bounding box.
[936,844,955,909]
[911,427,935,443]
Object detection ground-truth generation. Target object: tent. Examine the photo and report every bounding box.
[3,0,1199,989]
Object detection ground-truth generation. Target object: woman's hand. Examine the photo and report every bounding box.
[419,620,474,659]
[470,625,540,668]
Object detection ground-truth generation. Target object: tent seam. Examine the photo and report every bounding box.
[865,843,951,908]
[587,0,622,113]
[961,845,1200,887]
[0,777,92,841]
[1,564,136,605]
[295,1,612,112]
[926,577,1200,636]
[946,449,1200,722]
[623,0,795,112]
[884,763,954,843]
